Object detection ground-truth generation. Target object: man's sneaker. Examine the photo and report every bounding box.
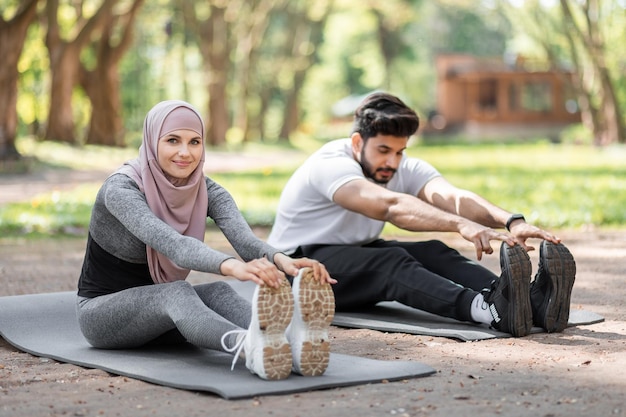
[287,268,335,376]
[222,277,294,380]
[530,241,576,333]
[483,243,533,337]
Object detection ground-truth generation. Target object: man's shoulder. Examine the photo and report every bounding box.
[310,140,360,174]
[314,138,352,157]
[399,154,438,172]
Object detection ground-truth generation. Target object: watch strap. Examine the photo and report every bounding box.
[505,214,525,231]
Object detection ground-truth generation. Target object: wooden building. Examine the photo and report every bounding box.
[428,54,580,138]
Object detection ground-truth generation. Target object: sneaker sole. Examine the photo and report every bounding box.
[501,244,533,337]
[255,278,294,380]
[540,242,576,332]
[292,268,335,376]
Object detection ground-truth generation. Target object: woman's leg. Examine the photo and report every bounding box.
[76,280,242,351]
[192,281,251,329]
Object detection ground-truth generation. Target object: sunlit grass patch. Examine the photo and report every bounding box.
[2,139,625,237]
[0,185,97,236]
[16,136,136,171]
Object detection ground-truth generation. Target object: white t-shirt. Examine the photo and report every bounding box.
[267,138,441,253]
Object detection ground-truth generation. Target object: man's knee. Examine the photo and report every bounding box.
[422,239,461,257]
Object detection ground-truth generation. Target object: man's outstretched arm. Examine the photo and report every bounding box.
[419,176,561,251]
[333,178,513,260]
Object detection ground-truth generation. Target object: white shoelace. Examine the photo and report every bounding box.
[220,329,248,371]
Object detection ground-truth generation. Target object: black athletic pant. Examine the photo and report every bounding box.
[296,239,499,322]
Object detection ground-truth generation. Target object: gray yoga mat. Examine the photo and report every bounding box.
[331,302,604,341]
[228,280,604,342]
[0,291,435,400]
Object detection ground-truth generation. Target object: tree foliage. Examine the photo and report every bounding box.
[1,0,625,167]
[502,0,625,144]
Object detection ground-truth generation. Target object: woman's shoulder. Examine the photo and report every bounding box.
[97,173,143,202]
[105,173,141,188]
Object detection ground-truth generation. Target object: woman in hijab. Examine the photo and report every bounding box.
[76,100,336,380]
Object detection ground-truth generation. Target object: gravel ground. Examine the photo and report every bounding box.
[1,164,625,417]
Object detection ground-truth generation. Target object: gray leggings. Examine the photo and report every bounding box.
[76,280,251,352]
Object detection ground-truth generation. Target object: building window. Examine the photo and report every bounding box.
[508,82,519,112]
[522,81,552,112]
[478,79,497,110]
[564,85,579,114]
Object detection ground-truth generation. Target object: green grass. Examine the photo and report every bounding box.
[1,138,625,237]
[211,167,294,226]
[0,185,96,236]
[405,142,626,229]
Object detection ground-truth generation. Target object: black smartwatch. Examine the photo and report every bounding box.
[505,213,525,231]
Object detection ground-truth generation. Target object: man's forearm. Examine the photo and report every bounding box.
[385,194,473,233]
[451,190,512,229]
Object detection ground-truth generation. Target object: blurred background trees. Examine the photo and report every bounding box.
[1,0,624,167]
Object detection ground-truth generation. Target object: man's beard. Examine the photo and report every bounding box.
[360,149,396,185]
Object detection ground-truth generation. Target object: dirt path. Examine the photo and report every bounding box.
[1,166,625,417]
[0,149,304,205]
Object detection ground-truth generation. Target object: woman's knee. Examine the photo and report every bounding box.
[164,279,196,297]
[193,281,245,309]
[205,280,233,293]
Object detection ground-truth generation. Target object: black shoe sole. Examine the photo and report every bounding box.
[537,242,576,333]
[500,244,533,337]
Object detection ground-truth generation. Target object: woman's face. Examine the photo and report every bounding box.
[157,129,204,185]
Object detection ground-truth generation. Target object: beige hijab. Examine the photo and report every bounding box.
[117,100,208,284]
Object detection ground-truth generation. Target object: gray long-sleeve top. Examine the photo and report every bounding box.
[77,173,280,297]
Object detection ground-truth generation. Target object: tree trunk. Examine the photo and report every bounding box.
[279,71,305,141]
[46,45,81,143]
[231,0,277,143]
[0,0,40,161]
[597,70,624,144]
[81,0,145,146]
[560,0,625,144]
[278,1,331,142]
[44,0,118,144]
[197,4,231,146]
[82,64,124,146]
[372,8,395,91]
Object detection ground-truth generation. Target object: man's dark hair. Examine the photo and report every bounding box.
[352,92,420,141]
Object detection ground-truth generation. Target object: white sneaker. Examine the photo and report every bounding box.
[221,277,294,380]
[287,267,335,376]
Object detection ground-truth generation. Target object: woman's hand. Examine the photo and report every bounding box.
[273,253,337,285]
[219,257,285,288]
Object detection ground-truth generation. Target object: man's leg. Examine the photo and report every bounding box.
[379,239,533,336]
[377,239,498,290]
[299,241,480,322]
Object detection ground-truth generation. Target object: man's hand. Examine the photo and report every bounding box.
[458,221,516,260]
[508,221,561,252]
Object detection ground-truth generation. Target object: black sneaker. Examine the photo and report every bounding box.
[484,243,532,337]
[530,241,576,333]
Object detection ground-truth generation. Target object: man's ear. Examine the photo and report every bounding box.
[351,132,363,159]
